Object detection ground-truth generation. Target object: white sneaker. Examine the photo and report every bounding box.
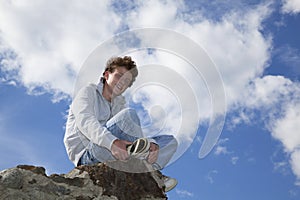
[163,176,178,192]
[127,138,150,159]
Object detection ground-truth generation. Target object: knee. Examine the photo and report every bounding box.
[156,135,178,150]
[127,108,140,122]
[127,108,138,117]
[120,108,141,125]
[168,135,178,150]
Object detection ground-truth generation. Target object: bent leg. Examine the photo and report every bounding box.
[106,108,144,140]
[79,108,143,165]
[152,135,178,169]
[78,142,109,166]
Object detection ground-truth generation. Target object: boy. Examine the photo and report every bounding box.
[64,56,178,192]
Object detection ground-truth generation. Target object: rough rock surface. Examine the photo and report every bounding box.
[0,159,168,200]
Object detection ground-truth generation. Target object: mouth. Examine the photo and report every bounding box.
[115,84,123,91]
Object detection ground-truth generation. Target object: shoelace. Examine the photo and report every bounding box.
[127,138,150,159]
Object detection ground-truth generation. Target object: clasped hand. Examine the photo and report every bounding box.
[111,139,159,164]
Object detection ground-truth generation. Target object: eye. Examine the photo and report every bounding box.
[115,73,122,79]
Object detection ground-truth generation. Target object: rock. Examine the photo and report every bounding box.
[0,159,168,200]
[0,168,23,189]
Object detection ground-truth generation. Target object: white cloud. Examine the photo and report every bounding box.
[126,0,183,28]
[282,0,300,14]
[290,150,300,180]
[214,138,231,155]
[0,0,121,101]
[126,51,207,145]
[230,75,300,127]
[214,146,230,155]
[206,170,218,184]
[228,74,300,182]
[231,156,239,165]
[180,4,272,108]
[214,139,240,165]
[244,76,296,109]
[117,1,274,161]
[272,103,300,152]
[270,101,300,184]
[126,1,272,109]
[274,161,289,174]
[176,188,194,197]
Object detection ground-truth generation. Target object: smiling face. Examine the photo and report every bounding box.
[104,66,133,97]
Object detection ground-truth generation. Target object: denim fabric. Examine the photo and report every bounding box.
[78,108,178,169]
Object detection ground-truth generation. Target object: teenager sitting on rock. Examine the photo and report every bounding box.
[64,56,178,192]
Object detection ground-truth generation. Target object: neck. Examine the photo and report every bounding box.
[102,83,113,102]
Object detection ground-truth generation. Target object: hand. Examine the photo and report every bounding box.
[111,139,132,161]
[147,142,159,164]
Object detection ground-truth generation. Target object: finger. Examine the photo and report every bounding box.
[119,154,125,161]
[148,156,154,164]
[148,156,156,164]
[123,141,133,146]
[121,149,130,161]
[150,143,159,151]
[115,151,124,161]
[123,151,129,160]
[148,151,158,164]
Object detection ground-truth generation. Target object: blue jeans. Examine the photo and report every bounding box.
[78,108,178,169]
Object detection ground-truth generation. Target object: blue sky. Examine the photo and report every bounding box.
[1,0,300,199]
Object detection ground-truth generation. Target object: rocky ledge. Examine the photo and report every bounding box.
[0,158,168,200]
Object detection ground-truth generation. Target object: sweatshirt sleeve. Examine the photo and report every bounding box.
[71,86,117,150]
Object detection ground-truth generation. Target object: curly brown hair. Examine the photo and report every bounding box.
[101,56,138,87]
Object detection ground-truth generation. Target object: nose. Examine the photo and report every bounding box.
[119,78,130,87]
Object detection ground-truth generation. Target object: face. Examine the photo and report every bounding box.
[104,66,133,96]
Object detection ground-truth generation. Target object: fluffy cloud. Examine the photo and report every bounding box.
[117,1,272,159]
[125,0,272,109]
[230,74,300,182]
[206,170,218,184]
[272,103,300,152]
[230,75,299,126]
[0,0,121,101]
[290,150,300,185]
[214,138,231,155]
[176,189,194,197]
[271,102,300,184]
[282,0,300,14]
[243,76,296,109]
[126,0,181,28]
[231,156,239,165]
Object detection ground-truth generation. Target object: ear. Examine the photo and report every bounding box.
[104,71,109,80]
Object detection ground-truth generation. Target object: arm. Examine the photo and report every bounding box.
[72,86,117,151]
